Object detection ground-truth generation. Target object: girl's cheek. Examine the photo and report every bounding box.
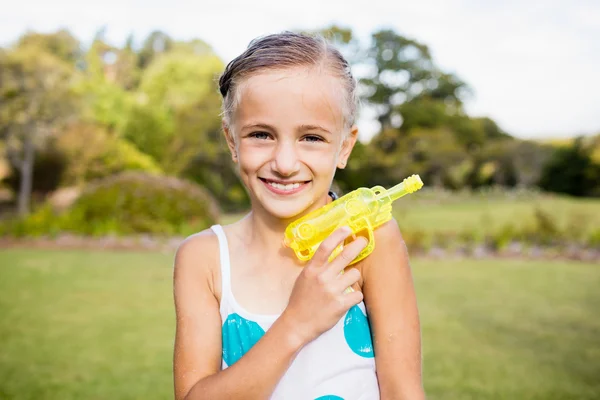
[305,149,338,168]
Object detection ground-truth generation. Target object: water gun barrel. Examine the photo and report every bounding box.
[387,174,424,201]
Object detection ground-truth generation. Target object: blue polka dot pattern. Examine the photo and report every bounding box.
[343,305,374,358]
[315,396,344,400]
[222,313,266,366]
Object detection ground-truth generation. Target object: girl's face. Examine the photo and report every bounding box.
[224,67,358,220]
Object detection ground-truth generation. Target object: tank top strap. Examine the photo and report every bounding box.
[210,224,232,308]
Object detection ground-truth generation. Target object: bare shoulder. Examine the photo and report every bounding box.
[174,228,221,299]
[362,218,409,276]
[373,217,406,247]
[361,218,410,286]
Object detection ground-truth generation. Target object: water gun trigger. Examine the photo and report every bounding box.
[327,227,374,266]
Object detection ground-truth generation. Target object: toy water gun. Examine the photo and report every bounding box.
[284,174,424,266]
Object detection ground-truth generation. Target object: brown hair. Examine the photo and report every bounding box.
[218,31,358,132]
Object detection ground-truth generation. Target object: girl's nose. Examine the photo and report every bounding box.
[272,140,300,177]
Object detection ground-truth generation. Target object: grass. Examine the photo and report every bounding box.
[0,249,176,400]
[1,249,599,399]
[392,188,600,237]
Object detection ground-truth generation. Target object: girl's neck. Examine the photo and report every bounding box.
[239,193,334,259]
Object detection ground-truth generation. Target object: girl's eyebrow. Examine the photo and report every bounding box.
[241,123,274,131]
[299,124,332,135]
[241,123,332,135]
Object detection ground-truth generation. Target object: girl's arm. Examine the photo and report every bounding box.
[361,219,426,400]
[173,232,303,400]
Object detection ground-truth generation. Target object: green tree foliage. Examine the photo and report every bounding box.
[55,122,161,185]
[124,49,223,174]
[138,49,221,109]
[0,43,79,215]
[137,31,174,70]
[539,137,600,197]
[468,140,553,188]
[16,29,82,64]
[75,37,136,132]
[126,49,224,160]
[360,29,468,129]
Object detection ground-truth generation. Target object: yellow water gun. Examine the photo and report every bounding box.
[284,174,424,265]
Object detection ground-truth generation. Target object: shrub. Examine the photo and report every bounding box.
[0,204,65,238]
[402,229,430,253]
[539,137,600,197]
[532,208,562,246]
[586,228,600,249]
[489,223,517,251]
[1,172,220,237]
[67,172,219,235]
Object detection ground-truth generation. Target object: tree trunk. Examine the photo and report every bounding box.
[17,135,35,216]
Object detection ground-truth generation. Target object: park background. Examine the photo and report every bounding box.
[1,1,599,399]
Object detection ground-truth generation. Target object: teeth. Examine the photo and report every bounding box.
[268,181,301,191]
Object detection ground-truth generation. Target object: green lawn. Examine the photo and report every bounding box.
[393,189,600,236]
[1,249,599,399]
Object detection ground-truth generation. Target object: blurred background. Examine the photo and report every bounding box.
[1,1,599,399]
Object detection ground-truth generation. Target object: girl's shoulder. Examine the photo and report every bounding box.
[360,217,406,273]
[174,227,222,300]
[373,217,404,246]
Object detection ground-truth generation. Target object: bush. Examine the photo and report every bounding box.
[539,137,600,197]
[68,172,219,235]
[1,172,220,237]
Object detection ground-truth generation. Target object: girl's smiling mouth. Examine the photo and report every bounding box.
[259,178,311,195]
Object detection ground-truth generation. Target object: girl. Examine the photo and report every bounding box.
[173,32,425,400]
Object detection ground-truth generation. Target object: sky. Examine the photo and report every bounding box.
[1,0,599,140]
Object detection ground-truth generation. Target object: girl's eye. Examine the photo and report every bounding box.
[250,132,270,140]
[303,135,324,143]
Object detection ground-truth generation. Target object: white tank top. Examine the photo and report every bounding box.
[210,225,380,400]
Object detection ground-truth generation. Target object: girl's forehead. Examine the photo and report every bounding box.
[234,68,345,130]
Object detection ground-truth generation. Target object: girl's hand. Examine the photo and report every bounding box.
[282,226,367,345]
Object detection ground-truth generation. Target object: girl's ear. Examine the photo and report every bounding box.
[223,121,238,163]
[337,125,359,169]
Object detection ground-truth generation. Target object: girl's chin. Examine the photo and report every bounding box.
[262,202,308,220]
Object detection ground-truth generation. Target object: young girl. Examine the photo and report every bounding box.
[173,32,425,400]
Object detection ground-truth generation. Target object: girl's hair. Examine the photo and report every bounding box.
[218,31,358,132]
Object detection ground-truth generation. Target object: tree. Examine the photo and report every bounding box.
[125,50,224,174]
[16,29,82,65]
[539,137,600,197]
[137,31,174,70]
[360,29,468,129]
[0,44,78,215]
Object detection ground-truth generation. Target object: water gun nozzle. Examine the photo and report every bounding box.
[404,174,424,194]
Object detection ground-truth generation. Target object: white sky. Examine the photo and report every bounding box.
[1,0,599,140]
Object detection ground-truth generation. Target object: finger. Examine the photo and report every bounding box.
[311,226,353,266]
[334,267,361,292]
[326,236,368,275]
[341,289,364,309]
